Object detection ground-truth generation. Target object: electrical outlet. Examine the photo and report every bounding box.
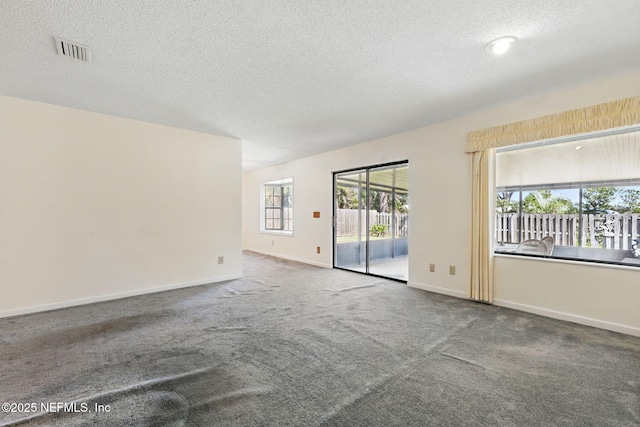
[218,256,224,264]
[429,263,435,272]
[449,265,456,275]
[317,246,321,254]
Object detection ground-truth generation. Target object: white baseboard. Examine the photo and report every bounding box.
[0,274,243,319]
[493,298,640,337]
[408,281,468,299]
[409,283,639,337]
[244,248,332,269]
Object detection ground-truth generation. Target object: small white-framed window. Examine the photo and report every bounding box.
[260,178,293,235]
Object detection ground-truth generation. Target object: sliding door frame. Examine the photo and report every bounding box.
[332,160,409,283]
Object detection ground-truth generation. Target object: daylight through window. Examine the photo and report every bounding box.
[495,127,640,267]
[261,179,293,234]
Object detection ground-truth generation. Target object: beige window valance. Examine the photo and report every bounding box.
[465,95,640,153]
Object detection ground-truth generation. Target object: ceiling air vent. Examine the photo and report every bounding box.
[54,37,91,63]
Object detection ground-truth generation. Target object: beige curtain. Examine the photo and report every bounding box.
[469,149,494,303]
[465,95,640,153]
[466,95,639,303]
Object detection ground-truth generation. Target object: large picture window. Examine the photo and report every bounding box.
[495,127,640,267]
[261,178,293,234]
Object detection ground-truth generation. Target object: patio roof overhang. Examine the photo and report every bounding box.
[497,127,640,189]
[336,165,409,194]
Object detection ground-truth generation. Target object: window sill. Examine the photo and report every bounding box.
[260,230,294,237]
[494,251,640,271]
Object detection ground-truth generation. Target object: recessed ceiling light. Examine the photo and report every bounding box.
[485,36,517,55]
[575,145,583,150]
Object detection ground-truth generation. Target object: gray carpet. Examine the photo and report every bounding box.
[1,251,638,426]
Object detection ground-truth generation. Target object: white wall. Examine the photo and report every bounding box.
[243,70,640,336]
[0,95,243,317]
[493,256,640,334]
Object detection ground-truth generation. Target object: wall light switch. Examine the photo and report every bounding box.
[317,246,321,254]
[313,211,320,218]
[429,263,435,272]
[218,256,224,264]
[449,265,456,275]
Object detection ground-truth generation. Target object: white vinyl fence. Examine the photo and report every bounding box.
[337,209,408,237]
[496,213,640,250]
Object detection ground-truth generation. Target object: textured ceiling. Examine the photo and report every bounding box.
[1,1,640,170]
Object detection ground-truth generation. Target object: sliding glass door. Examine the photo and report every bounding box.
[334,162,409,281]
[334,169,368,273]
